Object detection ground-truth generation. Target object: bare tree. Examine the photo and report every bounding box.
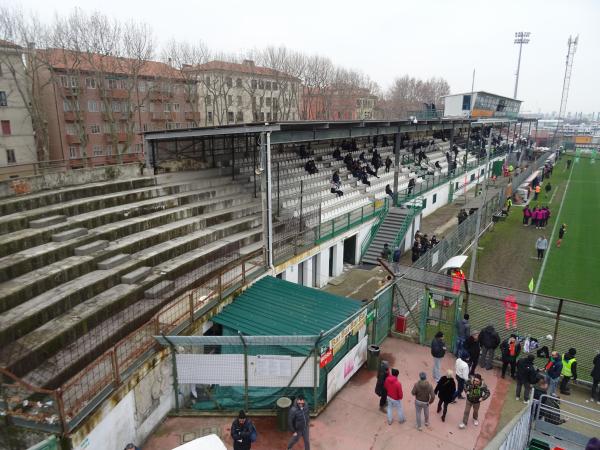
[382,75,450,119]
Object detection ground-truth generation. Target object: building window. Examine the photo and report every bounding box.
[236,78,242,88]
[60,75,69,88]
[93,145,103,156]
[204,76,211,85]
[259,97,264,107]
[90,124,101,134]
[258,80,264,89]
[85,77,96,89]
[265,81,271,90]
[134,143,143,153]
[272,82,278,91]
[432,194,437,204]
[111,101,121,112]
[207,111,213,122]
[260,112,265,121]
[266,112,271,121]
[228,95,233,105]
[205,96,212,106]
[1,120,11,135]
[236,111,243,123]
[107,78,118,89]
[105,145,113,155]
[266,97,271,107]
[227,111,234,123]
[226,77,232,88]
[142,123,149,132]
[173,103,180,112]
[68,146,80,159]
[87,100,98,112]
[251,79,257,89]
[462,95,471,110]
[6,149,16,164]
[0,91,6,106]
[65,124,77,135]
[272,98,278,110]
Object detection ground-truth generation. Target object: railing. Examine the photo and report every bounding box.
[393,206,423,249]
[0,251,265,432]
[315,198,387,244]
[359,198,390,259]
[484,402,532,450]
[406,109,443,120]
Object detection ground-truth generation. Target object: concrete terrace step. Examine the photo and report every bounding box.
[0,177,156,216]
[0,219,262,345]
[29,215,67,229]
[0,182,249,257]
[52,228,88,242]
[97,253,130,270]
[0,195,259,284]
[74,240,109,256]
[121,266,152,284]
[0,175,238,236]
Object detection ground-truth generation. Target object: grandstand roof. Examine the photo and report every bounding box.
[212,276,362,336]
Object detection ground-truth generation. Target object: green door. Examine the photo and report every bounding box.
[420,287,462,352]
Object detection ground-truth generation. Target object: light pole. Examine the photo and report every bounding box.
[513,31,531,99]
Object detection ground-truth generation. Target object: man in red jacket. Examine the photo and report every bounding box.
[384,368,406,425]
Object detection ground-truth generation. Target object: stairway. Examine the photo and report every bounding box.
[362,207,412,265]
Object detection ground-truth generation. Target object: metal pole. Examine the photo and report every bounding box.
[239,332,249,411]
[393,132,401,203]
[514,39,524,99]
[251,135,257,198]
[277,161,280,216]
[266,132,274,268]
[468,124,493,281]
[232,136,235,181]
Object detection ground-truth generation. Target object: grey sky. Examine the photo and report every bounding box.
[5,0,599,114]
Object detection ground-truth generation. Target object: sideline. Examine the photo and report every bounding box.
[530,162,574,305]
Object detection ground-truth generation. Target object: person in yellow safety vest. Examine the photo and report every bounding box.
[560,348,577,395]
[534,184,541,201]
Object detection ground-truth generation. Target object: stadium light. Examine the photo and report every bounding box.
[513,31,531,99]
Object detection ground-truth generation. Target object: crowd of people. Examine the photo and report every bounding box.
[411,230,440,263]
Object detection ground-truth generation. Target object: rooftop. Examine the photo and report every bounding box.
[187,59,300,81]
[442,91,523,103]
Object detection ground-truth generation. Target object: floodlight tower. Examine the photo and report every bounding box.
[513,32,530,99]
[552,35,578,149]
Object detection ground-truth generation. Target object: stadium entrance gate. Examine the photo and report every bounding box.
[419,287,463,352]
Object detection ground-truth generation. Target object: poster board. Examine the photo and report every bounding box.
[326,335,368,403]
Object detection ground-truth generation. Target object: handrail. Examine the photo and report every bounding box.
[359,197,390,260]
[391,205,423,252]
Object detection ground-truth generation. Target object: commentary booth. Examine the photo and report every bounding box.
[155,276,369,414]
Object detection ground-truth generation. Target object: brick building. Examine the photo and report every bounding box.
[0,40,37,179]
[39,49,199,167]
[188,59,301,125]
[302,86,377,121]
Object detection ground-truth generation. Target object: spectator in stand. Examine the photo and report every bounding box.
[330,179,343,197]
[516,354,538,402]
[445,150,452,165]
[431,331,447,382]
[459,374,490,429]
[408,178,416,195]
[384,368,406,425]
[500,334,521,379]
[435,161,442,170]
[453,145,459,161]
[479,325,500,370]
[359,151,367,163]
[332,147,343,161]
[434,370,456,422]
[385,156,393,173]
[536,235,548,260]
[411,372,435,431]
[385,184,395,202]
[455,351,470,400]
[456,314,470,356]
[411,239,421,263]
[523,205,531,226]
[589,351,600,404]
[344,152,354,170]
[544,351,562,396]
[304,159,318,175]
[560,348,577,395]
[359,167,371,187]
[375,361,390,412]
[365,163,380,179]
[431,235,440,246]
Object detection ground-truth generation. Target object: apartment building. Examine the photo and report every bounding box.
[302,86,377,121]
[39,49,200,167]
[0,40,37,179]
[188,60,301,125]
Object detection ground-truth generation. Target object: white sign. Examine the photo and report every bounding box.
[256,355,292,377]
[326,335,368,403]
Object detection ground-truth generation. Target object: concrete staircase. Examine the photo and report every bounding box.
[362,208,412,265]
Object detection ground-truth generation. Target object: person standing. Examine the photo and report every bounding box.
[431,331,447,382]
[589,352,600,404]
[465,332,481,375]
[459,374,490,429]
[411,372,435,431]
[375,361,390,412]
[381,243,392,261]
[536,236,548,260]
[500,334,521,379]
[544,351,563,396]
[384,368,406,425]
[560,348,578,395]
[503,295,519,330]
[531,207,539,229]
[434,370,456,422]
[287,395,310,450]
[516,355,537,403]
[479,325,500,370]
[556,224,567,247]
[231,410,255,450]
[523,206,531,226]
[455,352,470,400]
[456,314,471,356]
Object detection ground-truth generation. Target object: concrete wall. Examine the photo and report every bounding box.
[70,352,174,450]
[0,162,143,198]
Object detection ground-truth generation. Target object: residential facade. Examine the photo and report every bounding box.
[302,86,377,121]
[39,49,199,167]
[188,60,301,125]
[0,40,37,180]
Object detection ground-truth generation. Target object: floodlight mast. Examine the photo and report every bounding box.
[513,31,531,99]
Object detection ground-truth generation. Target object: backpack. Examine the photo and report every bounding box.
[249,422,257,443]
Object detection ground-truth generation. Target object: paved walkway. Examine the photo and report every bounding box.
[143,338,504,450]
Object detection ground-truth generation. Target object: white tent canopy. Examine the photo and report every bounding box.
[439,255,468,272]
[171,435,227,450]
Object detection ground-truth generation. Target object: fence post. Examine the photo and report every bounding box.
[189,293,194,322]
[54,389,68,435]
[552,299,563,352]
[239,332,249,411]
[110,349,121,386]
[313,333,322,410]
[218,273,222,300]
[242,260,246,285]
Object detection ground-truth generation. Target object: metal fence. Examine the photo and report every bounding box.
[0,250,265,433]
[484,402,532,450]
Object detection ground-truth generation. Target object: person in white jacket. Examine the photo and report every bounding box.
[455,351,470,400]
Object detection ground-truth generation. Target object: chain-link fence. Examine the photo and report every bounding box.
[389,266,600,384]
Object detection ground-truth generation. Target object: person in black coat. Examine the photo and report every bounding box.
[516,354,538,402]
[332,147,343,161]
[231,410,255,450]
[375,361,390,411]
[385,156,393,173]
[434,369,456,422]
[590,352,600,403]
[479,325,500,370]
[500,334,521,379]
[465,332,481,375]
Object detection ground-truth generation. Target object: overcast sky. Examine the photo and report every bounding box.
[5,0,599,114]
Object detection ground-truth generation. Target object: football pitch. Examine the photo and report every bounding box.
[537,156,600,304]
